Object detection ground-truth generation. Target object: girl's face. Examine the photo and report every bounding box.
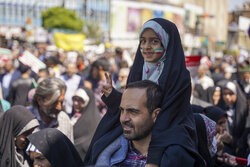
[30,151,51,167]
[140,28,164,63]
[222,88,237,106]
[212,90,221,105]
[15,128,35,150]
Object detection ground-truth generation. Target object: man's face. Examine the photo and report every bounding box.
[15,128,35,150]
[4,59,13,72]
[120,88,155,141]
[38,89,65,118]
[30,151,51,167]
[216,116,227,134]
[222,88,237,106]
[242,72,250,84]
[66,63,77,78]
[72,96,85,113]
[118,70,129,86]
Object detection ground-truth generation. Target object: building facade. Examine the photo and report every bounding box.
[0,0,110,32]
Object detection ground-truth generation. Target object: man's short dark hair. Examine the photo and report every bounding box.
[18,62,30,74]
[115,47,123,55]
[38,68,49,75]
[126,80,163,113]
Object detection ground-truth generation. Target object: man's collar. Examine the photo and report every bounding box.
[128,140,147,158]
[31,107,58,128]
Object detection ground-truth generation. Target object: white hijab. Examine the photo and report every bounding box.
[140,20,169,84]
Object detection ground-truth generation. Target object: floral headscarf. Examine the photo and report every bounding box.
[200,114,216,147]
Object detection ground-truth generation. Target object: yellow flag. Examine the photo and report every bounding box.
[54,32,85,51]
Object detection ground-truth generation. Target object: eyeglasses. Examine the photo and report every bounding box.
[72,96,85,103]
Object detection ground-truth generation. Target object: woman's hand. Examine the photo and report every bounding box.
[100,73,113,97]
[217,153,237,166]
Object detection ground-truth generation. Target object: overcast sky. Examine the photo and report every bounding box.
[228,0,250,11]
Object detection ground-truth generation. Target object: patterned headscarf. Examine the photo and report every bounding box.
[200,114,216,147]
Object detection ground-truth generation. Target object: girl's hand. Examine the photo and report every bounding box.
[100,73,113,97]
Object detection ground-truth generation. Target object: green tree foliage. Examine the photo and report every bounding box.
[83,21,103,44]
[42,7,83,32]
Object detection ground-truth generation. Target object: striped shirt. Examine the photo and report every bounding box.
[118,141,147,167]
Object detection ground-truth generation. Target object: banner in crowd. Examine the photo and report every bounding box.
[54,32,85,51]
[128,8,141,32]
[185,55,201,78]
[0,48,11,63]
[19,51,46,74]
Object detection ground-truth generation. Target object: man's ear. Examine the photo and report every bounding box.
[152,108,160,123]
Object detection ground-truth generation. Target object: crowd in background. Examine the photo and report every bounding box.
[0,37,249,167]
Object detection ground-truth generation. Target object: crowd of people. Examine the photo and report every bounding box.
[0,18,249,167]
